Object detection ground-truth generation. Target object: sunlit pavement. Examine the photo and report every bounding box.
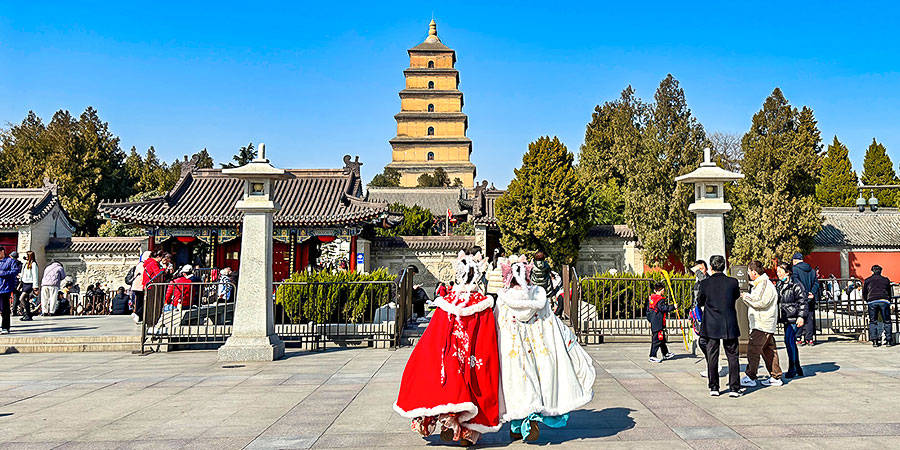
[0,340,898,449]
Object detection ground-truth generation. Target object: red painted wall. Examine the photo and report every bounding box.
[807,252,842,279]
[849,251,900,280]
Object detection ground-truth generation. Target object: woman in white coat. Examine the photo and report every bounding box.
[495,255,596,441]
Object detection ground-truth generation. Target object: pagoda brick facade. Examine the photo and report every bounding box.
[386,20,476,188]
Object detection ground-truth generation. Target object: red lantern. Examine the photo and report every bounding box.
[318,236,336,243]
[176,236,196,243]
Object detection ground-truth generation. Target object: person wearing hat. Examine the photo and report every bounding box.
[862,265,894,347]
[791,252,819,346]
[164,265,195,312]
[0,247,22,334]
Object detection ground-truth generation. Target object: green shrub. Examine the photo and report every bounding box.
[274,268,394,324]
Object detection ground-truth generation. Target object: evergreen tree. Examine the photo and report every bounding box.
[368,168,401,187]
[375,203,435,236]
[496,136,588,265]
[221,142,256,168]
[816,136,858,207]
[577,75,707,265]
[731,88,823,263]
[416,168,451,187]
[861,138,899,207]
[193,148,214,169]
[577,87,642,226]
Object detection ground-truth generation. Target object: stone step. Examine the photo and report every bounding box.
[1,342,141,354]
[0,335,140,345]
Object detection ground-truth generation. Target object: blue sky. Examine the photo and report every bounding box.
[2,1,899,188]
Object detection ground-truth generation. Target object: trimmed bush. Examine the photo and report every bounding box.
[275,268,394,324]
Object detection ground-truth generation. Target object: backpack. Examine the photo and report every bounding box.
[124,266,136,286]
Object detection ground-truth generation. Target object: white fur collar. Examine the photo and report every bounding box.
[498,286,547,310]
[433,294,494,317]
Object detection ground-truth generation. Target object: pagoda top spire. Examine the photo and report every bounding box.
[424,19,440,44]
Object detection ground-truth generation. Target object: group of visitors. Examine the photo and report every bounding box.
[0,247,75,334]
[394,248,595,445]
[651,252,895,399]
[127,249,237,324]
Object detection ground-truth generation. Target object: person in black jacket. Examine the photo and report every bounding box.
[647,282,676,362]
[791,253,819,346]
[862,265,894,347]
[696,255,742,397]
[110,287,131,315]
[776,262,808,378]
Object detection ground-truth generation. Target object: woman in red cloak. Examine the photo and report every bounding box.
[393,250,500,446]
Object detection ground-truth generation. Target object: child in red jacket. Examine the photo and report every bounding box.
[647,281,676,363]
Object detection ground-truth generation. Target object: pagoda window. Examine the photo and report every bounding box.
[428,104,434,112]
[428,60,435,68]
[427,152,435,161]
[427,126,435,136]
[428,81,435,89]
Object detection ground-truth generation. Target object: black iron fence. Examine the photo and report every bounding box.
[140,270,413,353]
[274,279,397,350]
[141,280,236,353]
[576,276,695,342]
[811,278,900,337]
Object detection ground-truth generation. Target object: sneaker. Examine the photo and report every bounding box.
[20,316,32,321]
[648,357,663,363]
[729,391,743,398]
[664,352,676,360]
[0,329,8,335]
[798,340,807,347]
[873,341,882,348]
[740,376,757,387]
[131,313,141,324]
[886,342,896,348]
[807,340,815,347]
[709,390,720,397]
[761,377,783,387]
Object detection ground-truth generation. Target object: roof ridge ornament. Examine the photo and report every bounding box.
[424,19,440,43]
[342,155,363,177]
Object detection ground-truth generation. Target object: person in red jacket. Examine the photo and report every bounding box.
[164,265,195,312]
[133,251,165,324]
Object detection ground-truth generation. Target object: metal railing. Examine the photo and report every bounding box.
[141,280,236,353]
[69,291,112,315]
[273,279,397,350]
[577,276,695,342]
[811,278,900,337]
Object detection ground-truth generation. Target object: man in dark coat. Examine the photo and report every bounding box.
[791,252,819,346]
[862,265,894,347]
[696,255,742,397]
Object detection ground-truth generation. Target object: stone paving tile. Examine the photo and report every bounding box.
[671,425,742,440]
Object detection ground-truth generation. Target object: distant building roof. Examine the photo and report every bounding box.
[46,237,146,254]
[368,187,468,216]
[816,207,900,248]
[586,225,637,240]
[373,235,475,251]
[0,181,76,229]
[100,157,393,228]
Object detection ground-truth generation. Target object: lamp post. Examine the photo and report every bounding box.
[856,185,899,212]
[218,143,291,362]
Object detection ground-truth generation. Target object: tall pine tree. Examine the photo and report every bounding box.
[816,136,858,207]
[496,136,588,265]
[861,138,899,207]
[731,88,823,263]
[221,142,256,168]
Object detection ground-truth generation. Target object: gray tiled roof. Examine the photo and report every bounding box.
[367,187,467,216]
[0,186,74,227]
[46,237,146,254]
[100,164,391,228]
[372,235,475,251]
[586,225,636,240]
[816,208,900,248]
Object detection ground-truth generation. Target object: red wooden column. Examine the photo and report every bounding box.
[350,235,358,271]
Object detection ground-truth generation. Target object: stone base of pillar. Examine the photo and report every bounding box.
[218,334,285,362]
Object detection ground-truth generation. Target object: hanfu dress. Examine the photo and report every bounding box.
[496,285,596,439]
[393,285,501,442]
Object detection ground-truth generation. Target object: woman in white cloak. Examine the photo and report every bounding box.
[495,255,596,441]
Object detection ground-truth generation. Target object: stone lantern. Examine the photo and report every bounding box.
[218,143,291,362]
[675,148,744,266]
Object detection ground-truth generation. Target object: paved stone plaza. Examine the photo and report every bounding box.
[0,340,898,449]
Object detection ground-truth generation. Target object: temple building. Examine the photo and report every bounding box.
[99,156,396,281]
[386,20,476,188]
